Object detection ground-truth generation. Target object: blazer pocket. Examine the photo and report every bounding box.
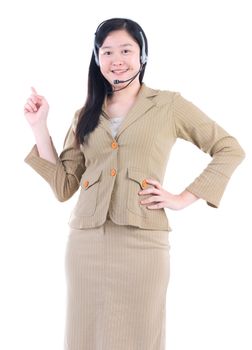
[127,167,153,217]
[72,168,102,217]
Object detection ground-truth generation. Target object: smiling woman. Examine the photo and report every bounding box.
[24,17,245,350]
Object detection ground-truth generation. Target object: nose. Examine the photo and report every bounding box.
[111,52,124,66]
[112,61,123,68]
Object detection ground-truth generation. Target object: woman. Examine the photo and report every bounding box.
[24,17,245,350]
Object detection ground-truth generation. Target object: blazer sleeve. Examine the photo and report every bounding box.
[24,109,86,202]
[172,92,245,208]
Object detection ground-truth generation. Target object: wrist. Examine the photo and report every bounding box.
[31,123,49,139]
[31,121,48,133]
[177,190,199,209]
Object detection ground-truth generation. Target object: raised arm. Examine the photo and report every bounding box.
[24,87,57,163]
[24,87,86,201]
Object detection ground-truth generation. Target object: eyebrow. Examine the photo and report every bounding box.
[100,43,133,49]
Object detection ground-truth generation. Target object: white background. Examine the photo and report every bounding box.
[0,0,251,349]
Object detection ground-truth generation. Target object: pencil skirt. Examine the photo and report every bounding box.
[64,216,170,350]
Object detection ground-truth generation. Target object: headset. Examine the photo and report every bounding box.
[93,20,148,67]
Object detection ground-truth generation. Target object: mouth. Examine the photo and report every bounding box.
[111,69,129,75]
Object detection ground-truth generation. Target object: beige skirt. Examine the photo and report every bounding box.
[64,216,170,350]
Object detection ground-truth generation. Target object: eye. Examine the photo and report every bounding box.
[104,51,112,56]
[122,49,130,54]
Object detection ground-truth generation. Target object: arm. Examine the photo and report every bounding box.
[173,92,245,208]
[25,117,86,202]
[177,189,199,208]
[24,86,57,164]
[25,110,85,202]
[24,88,85,201]
[30,123,57,164]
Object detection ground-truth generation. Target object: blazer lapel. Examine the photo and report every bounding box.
[99,84,158,139]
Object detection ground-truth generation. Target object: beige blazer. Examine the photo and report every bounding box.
[25,84,245,231]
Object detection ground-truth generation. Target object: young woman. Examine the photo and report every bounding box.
[24,17,245,350]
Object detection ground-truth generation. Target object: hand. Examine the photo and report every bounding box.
[24,86,49,128]
[138,179,199,210]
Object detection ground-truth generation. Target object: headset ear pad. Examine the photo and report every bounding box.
[94,41,100,66]
[140,52,148,65]
[139,31,148,65]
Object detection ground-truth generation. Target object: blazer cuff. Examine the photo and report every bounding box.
[185,171,229,208]
[24,141,58,183]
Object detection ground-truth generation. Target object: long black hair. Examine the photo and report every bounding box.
[75,18,148,145]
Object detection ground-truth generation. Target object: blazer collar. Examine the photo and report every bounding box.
[99,83,159,139]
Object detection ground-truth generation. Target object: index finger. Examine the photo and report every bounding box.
[31,86,43,99]
[31,86,37,94]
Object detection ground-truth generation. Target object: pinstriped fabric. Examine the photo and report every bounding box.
[24,84,245,230]
[64,218,170,350]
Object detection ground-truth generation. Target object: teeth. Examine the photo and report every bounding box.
[112,69,128,73]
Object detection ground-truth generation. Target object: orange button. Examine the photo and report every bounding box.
[111,168,117,176]
[83,180,89,188]
[141,179,148,189]
[111,140,118,149]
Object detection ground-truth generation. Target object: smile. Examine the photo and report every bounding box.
[111,69,129,74]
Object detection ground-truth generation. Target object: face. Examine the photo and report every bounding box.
[98,29,141,87]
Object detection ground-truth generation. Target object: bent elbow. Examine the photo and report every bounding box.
[52,177,79,202]
[238,147,246,161]
[54,192,71,202]
[218,137,246,164]
[232,141,246,163]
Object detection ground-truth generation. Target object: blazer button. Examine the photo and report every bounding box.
[111,140,118,149]
[111,168,117,176]
[141,179,148,189]
[83,180,89,188]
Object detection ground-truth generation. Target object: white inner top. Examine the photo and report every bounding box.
[109,116,125,138]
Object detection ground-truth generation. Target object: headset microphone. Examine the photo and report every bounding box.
[113,67,142,85]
